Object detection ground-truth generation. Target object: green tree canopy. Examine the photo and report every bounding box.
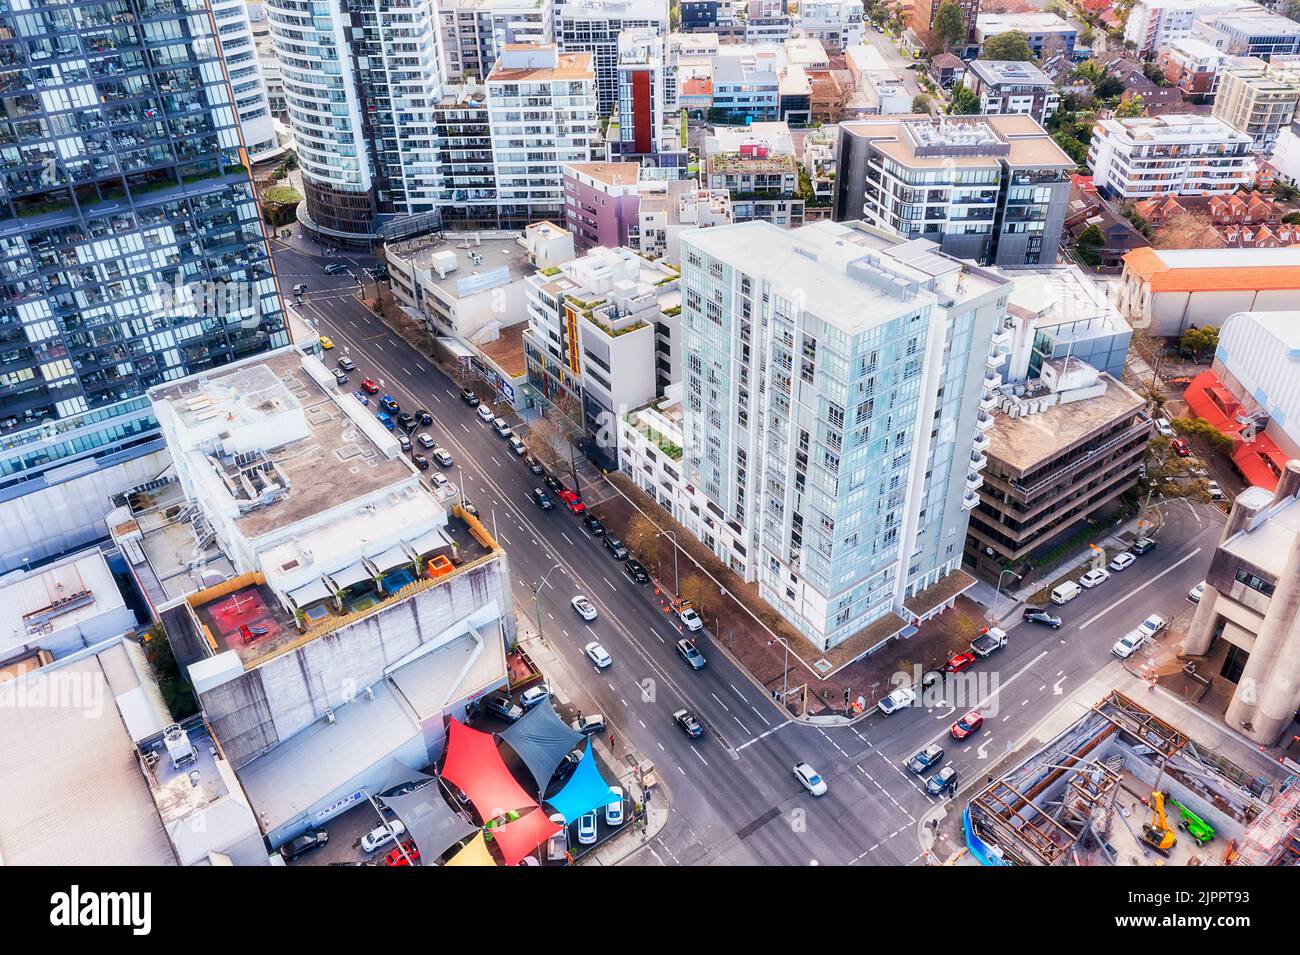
[1116,95,1144,117]
[911,93,932,114]
[1051,130,1090,167]
[980,30,1034,62]
[933,0,965,50]
[1180,325,1219,359]
[947,82,979,114]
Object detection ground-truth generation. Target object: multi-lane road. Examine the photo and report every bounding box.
[275,238,1225,866]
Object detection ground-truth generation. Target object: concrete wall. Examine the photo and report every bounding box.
[1148,288,1298,337]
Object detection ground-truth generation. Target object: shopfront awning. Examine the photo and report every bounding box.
[500,698,584,794]
[544,739,615,824]
[443,830,496,867]
[439,719,537,820]
[382,787,476,862]
[328,560,372,592]
[288,577,333,609]
[368,543,413,575]
[490,808,562,867]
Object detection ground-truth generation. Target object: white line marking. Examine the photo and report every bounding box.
[1078,548,1204,630]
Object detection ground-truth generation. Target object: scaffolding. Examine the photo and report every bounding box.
[1230,774,1300,866]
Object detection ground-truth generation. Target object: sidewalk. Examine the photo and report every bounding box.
[511,610,670,865]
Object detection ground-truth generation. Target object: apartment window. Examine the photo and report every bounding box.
[1234,567,1276,598]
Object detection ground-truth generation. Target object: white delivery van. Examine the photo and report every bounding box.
[1050,580,1082,605]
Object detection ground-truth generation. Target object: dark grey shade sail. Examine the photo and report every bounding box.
[382,788,476,861]
[500,698,584,794]
[377,759,434,797]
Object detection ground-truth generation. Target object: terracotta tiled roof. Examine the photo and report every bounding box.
[1122,247,1300,290]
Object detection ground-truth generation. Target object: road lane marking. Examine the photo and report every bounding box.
[736,719,792,751]
[1077,547,1203,630]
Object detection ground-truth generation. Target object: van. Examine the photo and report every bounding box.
[360,819,407,853]
[1050,580,1081,605]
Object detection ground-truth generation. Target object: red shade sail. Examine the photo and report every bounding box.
[440,718,537,820]
[491,808,563,867]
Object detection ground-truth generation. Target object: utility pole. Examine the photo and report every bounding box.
[530,563,566,646]
[659,530,680,597]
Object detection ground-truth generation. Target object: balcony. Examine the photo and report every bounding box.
[962,489,980,510]
[972,432,991,454]
[970,449,987,471]
[990,326,1011,350]
[966,471,984,492]
[975,411,994,432]
[980,392,999,413]
[983,370,1002,390]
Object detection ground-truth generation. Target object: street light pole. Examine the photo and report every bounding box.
[659,530,680,597]
[994,569,1023,627]
[530,562,565,645]
[769,637,789,710]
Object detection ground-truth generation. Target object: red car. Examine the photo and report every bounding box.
[384,841,420,866]
[943,652,976,674]
[556,489,586,514]
[361,378,380,394]
[1171,438,1191,457]
[950,710,984,740]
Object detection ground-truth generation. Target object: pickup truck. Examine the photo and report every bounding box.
[970,627,1008,658]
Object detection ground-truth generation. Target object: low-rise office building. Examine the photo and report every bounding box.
[1184,459,1300,746]
[1196,11,1300,59]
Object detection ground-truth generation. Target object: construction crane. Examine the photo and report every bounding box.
[1142,791,1177,855]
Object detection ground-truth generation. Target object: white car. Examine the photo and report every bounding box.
[793,761,828,796]
[1112,627,1149,660]
[1155,417,1175,438]
[429,472,451,493]
[1079,568,1111,589]
[878,685,916,715]
[476,403,495,422]
[577,811,598,845]
[605,786,624,826]
[678,606,704,631]
[584,641,612,668]
[519,684,551,711]
[1138,614,1168,638]
[1108,552,1136,572]
[546,812,568,862]
[1188,581,1206,604]
[360,819,408,853]
[570,594,597,621]
[1207,480,1224,500]
[417,432,435,448]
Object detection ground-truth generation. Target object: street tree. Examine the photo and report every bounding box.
[933,0,965,50]
[678,572,716,616]
[947,82,979,114]
[623,514,663,573]
[911,93,933,114]
[980,30,1034,61]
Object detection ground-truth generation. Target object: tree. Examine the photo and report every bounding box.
[911,93,933,114]
[678,572,716,617]
[1075,224,1104,266]
[980,31,1034,62]
[1078,23,1096,46]
[947,81,979,114]
[1172,416,1235,454]
[1115,95,1144,117]
[933,0,965,50]
[522,415,567,468]
[1179,326,1220,360]
[1154,210,1223,250]
[623,514,663,574]
[1051,130,1090,168]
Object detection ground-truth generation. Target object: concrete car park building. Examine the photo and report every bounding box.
[108,347,515,848]
[676,219,1009,652]
[0,0,289,574]
[1184,460,1300,746]
[835,114,1074,268]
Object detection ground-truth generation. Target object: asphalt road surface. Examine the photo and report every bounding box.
[276,242,1224,866]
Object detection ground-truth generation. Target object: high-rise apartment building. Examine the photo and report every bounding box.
[437,0,553,83]
[835,115,1075,268]
[678,219,1011,651]
[553,0,670,115]
[610,28,665,163]
[1123,0,1261,58]
[0,0,288,572]
[1212,59,1300,149]
[210,0,278,161]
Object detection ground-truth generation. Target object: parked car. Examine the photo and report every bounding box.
[1023,607,1062,628]
[543,474,565,495]
[584,642,612,668]
[508,435,526,456]
[1112,627,1149,660]
[572,712,605,734]
[396,412,417,431]
[360,819,407,853]
[926,766,958,797]
[557,489,586,514]
[554,748,584,782]
[602,534,628,559]
[484,693,523,722]
[793,761,827,796]
[944,652,976,674]
[1050,580,1082,605]
[519,683,550,712]
[433,447,453,467]
[280,829,329,861]
[1207,480,1224,501]
[375,411,394,431]
[577,812,598,845]
[1079,568,1111,589]
[352,390,369,406]
[383,841,419,867]
[460,389,480,407]
[1188,581,1206,604]
[905,744,944,775]
[428,472,450,493]
[673,708,704,738]
[337,356,355,372]
[1131,537,1156,556]
[676,638,706,670]
[332,368,348,385]
[417,432,435,448]
[623,559,650,584]
[678,606,704,631]
[379,395,399,413]
[475,403,494,423]
[414,409,432,426]
[492,417,512,438]
[582,514,605,536]
[546,812,568,861]
[523,454,545,475]
[532,488,554,510]
[1155,417,1175,438]
[360,377,379,393]
[1109,552,1136,572]
[570,594,597,621]
[398,435,412,453]
[605,786,625,826]
[1138,613,1168,638]
[1171,438,1191,457]
[411,453,430,471]
[878,686,916,715]
[950,710,983,740]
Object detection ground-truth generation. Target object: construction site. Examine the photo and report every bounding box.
[964,691,1300,866]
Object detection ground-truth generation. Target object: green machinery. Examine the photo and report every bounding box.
[1163,791,1216,846]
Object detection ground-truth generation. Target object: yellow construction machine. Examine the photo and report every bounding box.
[1141,791,1177,855]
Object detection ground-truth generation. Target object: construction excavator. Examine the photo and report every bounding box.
[1142,791,1177,855]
